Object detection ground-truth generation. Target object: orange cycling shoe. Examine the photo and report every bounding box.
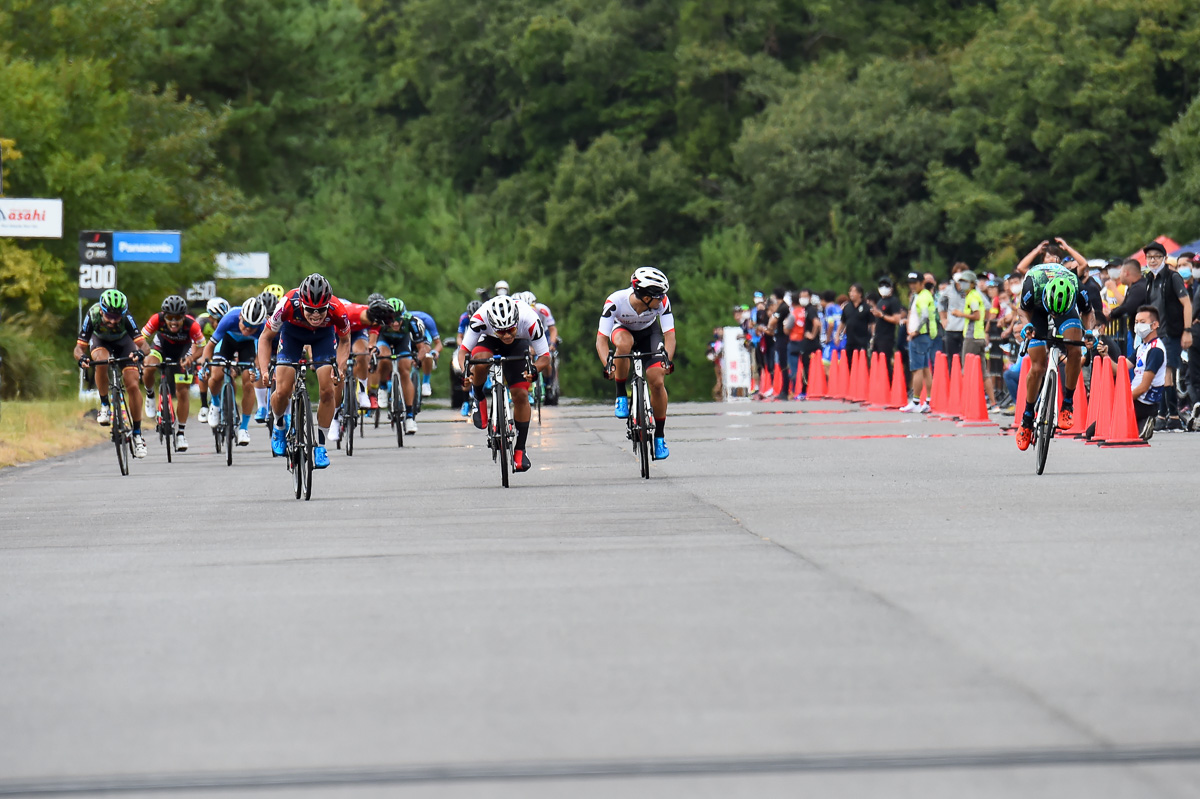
[1016,425,1033,451]
[1058,407,1073,430]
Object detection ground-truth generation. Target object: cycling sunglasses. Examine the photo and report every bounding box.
[496,325,518,336]
[301,304,330,315]
[636,290,665,302]
[164,314,185,323]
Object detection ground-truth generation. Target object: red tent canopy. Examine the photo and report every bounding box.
[1127,235,1181,266]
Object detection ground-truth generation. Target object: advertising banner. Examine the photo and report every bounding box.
[215,252,270,279]
[78,231,116,299]
[721,326,753,400]
[113,230,181,263]
[0,198,63,238]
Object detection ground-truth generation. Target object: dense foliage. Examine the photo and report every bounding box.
[4,0,1200,398]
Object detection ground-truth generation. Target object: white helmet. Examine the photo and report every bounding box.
[494,280,510,296]
[240,296,268,327]
[206,297,231,318]
[485,295,520,329]
[631,266,669,295]
[514,290,537,306]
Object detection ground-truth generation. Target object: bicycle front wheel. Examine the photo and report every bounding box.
[344,387,356,456]
[635,379,650,479]
[113,386,130,476]
[495,384,509,488]
[1035,370,1055,475]
[393,375,405,448]
[223,382,236,466]
[301,386,315,500]
[160,376,175,463]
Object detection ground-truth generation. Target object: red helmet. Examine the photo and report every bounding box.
[298,273,332,307]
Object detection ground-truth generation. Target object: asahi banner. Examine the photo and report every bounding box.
[0,198,63,238]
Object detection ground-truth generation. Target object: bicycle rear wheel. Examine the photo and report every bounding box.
[223,382,236,466]
[494,384,509,488]
[1035,370,1055,475]
[411,364,424,415]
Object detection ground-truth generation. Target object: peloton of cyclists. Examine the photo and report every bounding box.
[141,295,206,452]
[596,266,676,461]
[259,274,351,469]
[333,295,392,441]
[460,295,551,473]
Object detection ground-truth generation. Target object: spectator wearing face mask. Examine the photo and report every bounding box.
[939,263,969,360]
[1142,241,1193,429]
[901,271,938,413]
[837,283,873,359]
[1107,259,1149,358]
[791,288,823,397]
[763,287,792,400]
[954,270,997,408]
[1096,306,1166,440]
[870,277,904,377]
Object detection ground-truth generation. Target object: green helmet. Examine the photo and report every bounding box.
[99,289,128,314]
[1042,274,1077,315]
[387,297,405,315]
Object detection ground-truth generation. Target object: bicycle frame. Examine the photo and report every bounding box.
[87,357,140,476]
[467,354,530,488]
[210,358,256,465]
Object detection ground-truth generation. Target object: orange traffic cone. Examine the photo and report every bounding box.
[1099,357,1149,447]
[941,354,963,419]
[858,351,872,402]
[887,353,907,408]
[1065,380,1089,438]
[929,351,949,415]
[957,354,993,426]
[837,351,851,400]
[1084,358,1111,443]
[846,350,861,402]
[807,351,826,398]
[771,363,784,398]
[1011,357,1031,436]
[826,352,840,399]
[868,352,888,407]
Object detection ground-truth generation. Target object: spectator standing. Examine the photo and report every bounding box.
[955,271,997,408]
[870,277,904,378]
[838,284,873,359]
[940,264,968,359]
[1143,241,1193,429]
[820,290,842,363]
[764,287,792,400]
[785,289,810,396]
[1107,259,1149,358]
[900,271,938,413]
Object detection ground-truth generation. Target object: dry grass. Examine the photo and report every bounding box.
[0,400,110,469]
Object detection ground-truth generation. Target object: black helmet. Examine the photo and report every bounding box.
[298,273,332,307]
[367,292,386,305]
[466,300,483,315]
[161,295,188,316]
[367,297,394,324]
[257,291,278,317]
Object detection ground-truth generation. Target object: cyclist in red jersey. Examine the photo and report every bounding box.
[337,297,393,418]
[141,295,206,452]
[258,274,351,468]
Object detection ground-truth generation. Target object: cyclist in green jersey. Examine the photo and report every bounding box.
[73,290,151,457]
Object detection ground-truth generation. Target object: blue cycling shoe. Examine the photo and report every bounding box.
[460,401,470,417]
[313,445,330,469]
[614,396,630,419]
[653,437,669,460]
[270,427,286,456]
[254,407,269,424]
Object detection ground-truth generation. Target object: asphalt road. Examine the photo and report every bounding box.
[1,397,1198,798]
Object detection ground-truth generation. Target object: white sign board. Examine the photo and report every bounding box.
[721,326,753,401]
[215,252,270,279]
[0,198,63,238]
[186,281,218,303]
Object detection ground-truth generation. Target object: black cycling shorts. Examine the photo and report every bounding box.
[613,324,667,368]
[471,336,533,388]
[215,335,257,364]
[89,334,139,362]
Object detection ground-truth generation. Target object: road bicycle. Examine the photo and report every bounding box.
[466,353,530,488]
[152,359,192,463]
[82,355,140,476]
[283,359,336,501]
[210,358,257,467]
[383,352,411,448]
[608,345,671,480]
[1018,324,1089,475]
[336,351,372,456]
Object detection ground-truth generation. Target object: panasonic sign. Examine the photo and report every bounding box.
[112,231,182,263]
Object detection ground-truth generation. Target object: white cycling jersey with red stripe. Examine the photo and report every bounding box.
[598,287,675,336]
[533,302,556,327]
[460,302,550,358]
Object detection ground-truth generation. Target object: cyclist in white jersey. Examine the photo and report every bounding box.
[460,296,551,473]
[596,267,676,460]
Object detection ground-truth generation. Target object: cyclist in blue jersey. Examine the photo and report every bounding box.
[370,298,427,434]
[203,297,269,446]
[408,309,442,398]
